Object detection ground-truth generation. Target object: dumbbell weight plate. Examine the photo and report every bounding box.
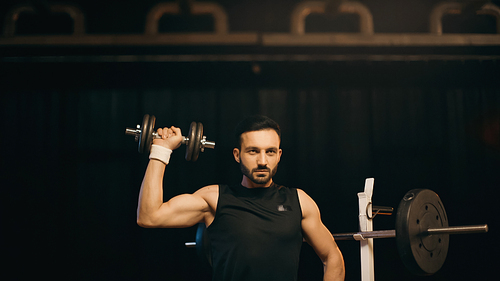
[138,114,150,153]
[196,223,212,269]
[191,122,203,162]
[185,122,197,161]
[396,189,449,276]
[143,115,156,154]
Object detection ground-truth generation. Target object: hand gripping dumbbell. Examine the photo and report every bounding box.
[125,114,215,161]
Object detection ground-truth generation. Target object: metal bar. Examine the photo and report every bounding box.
[429,2,463,35]
[477,3,500,34]
[201,139,216,150]
[3,4,85,37]
[145,2,179,35]
[0,33,259,46]
[185,230,397,246]
[144,1,229,35]
[332,224,488,241]
[125,127,140,136]
[290,1,374,35]
[372,205,393,216]
[3,54,500,63]
[425,224,489,235]
[191,2,229,34]
[333,230,396,241]
[1,33,499,47]
[262,33,500,47]
[186,224,488,246]
[430,2,500,35]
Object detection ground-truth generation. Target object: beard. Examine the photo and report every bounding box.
[239,160,278,185]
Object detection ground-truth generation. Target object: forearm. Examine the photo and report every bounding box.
[323,247,345,281]
[137,159,166,226]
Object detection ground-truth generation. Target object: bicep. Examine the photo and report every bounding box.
[140,184,213,229]
[156,193,209,228]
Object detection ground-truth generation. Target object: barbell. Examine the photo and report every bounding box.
[185,189,488,276]
[125,114,215,161]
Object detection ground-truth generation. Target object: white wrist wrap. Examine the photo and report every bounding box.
[149,145,173,165]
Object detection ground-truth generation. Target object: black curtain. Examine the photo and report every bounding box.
[2,60,499,281]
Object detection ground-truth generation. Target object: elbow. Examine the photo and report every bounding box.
[137,218,151,228]
[137,213,158,228]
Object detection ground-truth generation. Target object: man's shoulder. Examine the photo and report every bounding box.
[296,188,318,211]
[195,184,220,196]
[194,185,220,214]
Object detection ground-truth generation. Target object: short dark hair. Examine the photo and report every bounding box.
[234,115,281,149]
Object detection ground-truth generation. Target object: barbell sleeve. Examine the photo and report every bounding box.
[329,224,488,241]
[424,224,488,236]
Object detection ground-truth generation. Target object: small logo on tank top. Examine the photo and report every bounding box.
[277,205,292,211]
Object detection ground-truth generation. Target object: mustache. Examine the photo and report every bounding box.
[252,167,270,173]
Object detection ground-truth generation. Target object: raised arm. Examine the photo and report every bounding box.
[136,126,216,228]
[298,189,345,281]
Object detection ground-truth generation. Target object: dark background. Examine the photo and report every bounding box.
[1,1,499,280]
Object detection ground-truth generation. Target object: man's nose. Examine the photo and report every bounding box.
[257,151,268,165]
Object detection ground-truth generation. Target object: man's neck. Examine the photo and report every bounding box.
[241,176,273,189]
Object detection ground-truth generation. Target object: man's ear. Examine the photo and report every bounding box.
[233,148,240,163]
[278,149,282,162]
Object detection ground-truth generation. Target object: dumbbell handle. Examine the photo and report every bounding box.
[126,126,183,140]
[151,131,188,144]
[125,126,215,150]
[151,132,215,150]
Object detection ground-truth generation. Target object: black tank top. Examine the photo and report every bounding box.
[207,183,303,281]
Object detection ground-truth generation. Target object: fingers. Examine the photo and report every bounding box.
[156,128,166,139]
[170,126,182,136]
[157,126,181,138]
[153,126,183,151]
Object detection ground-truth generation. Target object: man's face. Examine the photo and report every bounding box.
[233,129,282,186]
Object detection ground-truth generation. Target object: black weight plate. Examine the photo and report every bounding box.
[396,189,449,276]
[143,115,156,154]
[191,122,203,162]
[185,122,197,161]
[138,114,150,153]
[195,223,212,269]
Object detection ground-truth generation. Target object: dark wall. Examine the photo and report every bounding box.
[2,59,499,281]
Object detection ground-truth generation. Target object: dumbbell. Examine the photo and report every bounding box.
[125,114,215,161]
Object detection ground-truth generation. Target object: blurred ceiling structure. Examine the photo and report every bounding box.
[1,0,499,61]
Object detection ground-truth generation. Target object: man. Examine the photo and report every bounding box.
[137,115,345,281]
